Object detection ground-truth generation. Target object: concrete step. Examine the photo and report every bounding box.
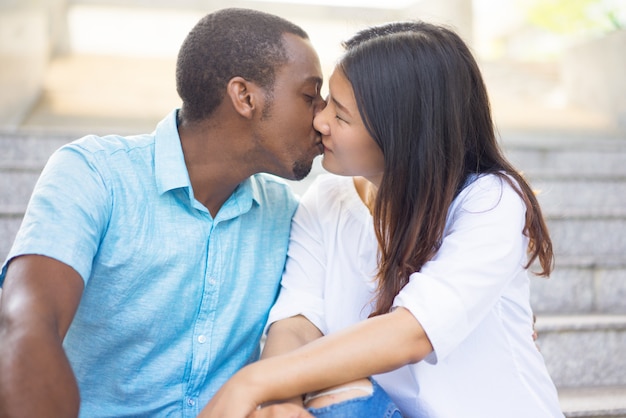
[536,315,626,388]
[502,132,626,316]
[0,165,42,208]
[531,264,626,315]
[502,131,626,181]
[536,179,626,218]
[560,385,626,418]
[547,217,626,264]
[0,131,73,163]
[0,213,22,263]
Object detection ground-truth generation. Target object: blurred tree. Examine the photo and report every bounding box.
[525,0,623,35]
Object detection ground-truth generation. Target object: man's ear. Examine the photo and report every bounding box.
[226,76,261,119]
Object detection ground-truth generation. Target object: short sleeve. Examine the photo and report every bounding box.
[393,175,529,362]
[1,143,111,285]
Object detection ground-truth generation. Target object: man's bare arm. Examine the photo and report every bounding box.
[0,255,84,418]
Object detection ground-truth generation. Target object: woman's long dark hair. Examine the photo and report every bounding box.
[340,21,554,316]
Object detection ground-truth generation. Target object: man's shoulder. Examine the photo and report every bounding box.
[66,133,155,156]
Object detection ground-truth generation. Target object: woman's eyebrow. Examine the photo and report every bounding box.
[332,96,352,116]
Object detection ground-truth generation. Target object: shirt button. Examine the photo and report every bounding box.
[197,335,207,344]
[187,398,195,407]
[208,277,217,285]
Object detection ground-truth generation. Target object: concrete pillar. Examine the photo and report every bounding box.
[47,0,70,56]
[561,29,626,128]
[0,0,49,129]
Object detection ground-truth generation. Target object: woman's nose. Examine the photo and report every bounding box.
[313,101,330,135]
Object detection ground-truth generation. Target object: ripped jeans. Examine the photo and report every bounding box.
[306,378,402,418]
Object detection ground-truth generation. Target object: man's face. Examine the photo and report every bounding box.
[252,33,325,181]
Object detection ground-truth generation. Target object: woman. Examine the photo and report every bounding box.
[202,21,564,418]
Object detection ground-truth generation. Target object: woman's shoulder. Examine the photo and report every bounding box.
[303,174,357,203]
[310,173,353,189]
[454,173,524,213]
[298,174,367,219]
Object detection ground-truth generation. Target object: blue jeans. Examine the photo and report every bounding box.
[306,378,402,418]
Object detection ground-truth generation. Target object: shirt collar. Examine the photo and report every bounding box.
[154,109,262,215]
[154,109,190,195]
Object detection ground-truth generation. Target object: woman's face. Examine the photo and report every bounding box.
[314,67,384,184]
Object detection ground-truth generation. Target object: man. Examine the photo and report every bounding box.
[0,8,324,417]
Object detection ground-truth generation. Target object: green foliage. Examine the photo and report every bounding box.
[526,0,623,34]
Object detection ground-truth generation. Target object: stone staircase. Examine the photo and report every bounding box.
[0,131,75,260]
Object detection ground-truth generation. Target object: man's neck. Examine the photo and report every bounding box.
[178,119,253,217]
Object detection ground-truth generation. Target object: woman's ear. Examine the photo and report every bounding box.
[226,76,259,119]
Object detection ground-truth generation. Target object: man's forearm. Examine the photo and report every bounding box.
[259,315,323,407]
[0,327,80,418]
[261,315,323,360]
[0,255,84,418]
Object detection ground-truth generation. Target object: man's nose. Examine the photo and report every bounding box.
[314,96,327,115]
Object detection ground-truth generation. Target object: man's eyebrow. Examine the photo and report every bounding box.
[305,76,323,92]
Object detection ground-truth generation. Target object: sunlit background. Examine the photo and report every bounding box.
[1,0,624,135]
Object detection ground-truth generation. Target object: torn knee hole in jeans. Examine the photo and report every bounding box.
[303,384,374,409]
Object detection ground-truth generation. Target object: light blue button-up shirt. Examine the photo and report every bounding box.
[0,110,299,417]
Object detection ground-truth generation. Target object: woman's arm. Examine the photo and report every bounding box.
[201,307,432,418]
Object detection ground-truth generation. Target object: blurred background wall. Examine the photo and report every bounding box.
[1,0,624,134]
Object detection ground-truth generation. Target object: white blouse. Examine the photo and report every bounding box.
[268,174,564,418]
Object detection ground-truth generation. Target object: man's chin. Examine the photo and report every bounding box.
[291,168,312,182]
[290,158,316,181]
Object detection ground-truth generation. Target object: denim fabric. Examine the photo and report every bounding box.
[307,378,403,418]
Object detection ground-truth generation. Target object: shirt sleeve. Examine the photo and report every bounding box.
[393,175,529,363]
[266,178,328,334]
[1,142,111,284]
